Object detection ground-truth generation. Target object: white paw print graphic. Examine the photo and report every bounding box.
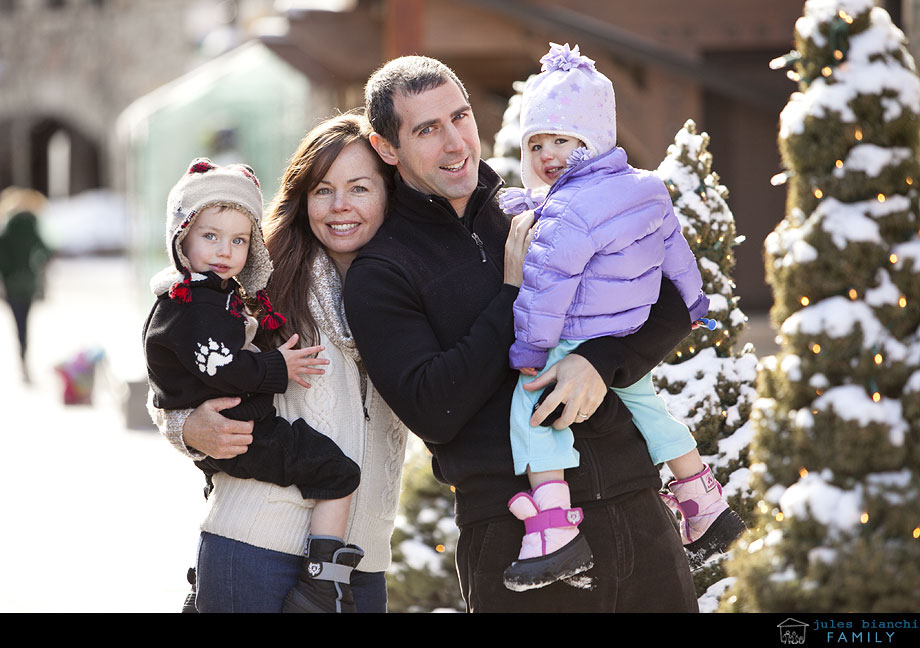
[195,338,234,376]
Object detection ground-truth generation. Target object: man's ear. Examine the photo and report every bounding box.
[370,132,399,167]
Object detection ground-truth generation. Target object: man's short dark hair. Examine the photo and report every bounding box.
[364,55,469,148]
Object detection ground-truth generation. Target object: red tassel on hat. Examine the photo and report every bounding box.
[227,292,247,322]
[256,290,286,330]
[169,269,192,303]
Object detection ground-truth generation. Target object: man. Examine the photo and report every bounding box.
[344,55,699,612]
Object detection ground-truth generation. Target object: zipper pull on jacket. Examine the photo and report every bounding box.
[471,233,487,263]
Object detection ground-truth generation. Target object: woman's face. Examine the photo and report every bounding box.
[307,141,388,274]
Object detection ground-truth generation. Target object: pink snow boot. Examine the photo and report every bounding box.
[503,480,594,591]
[660,465,746,569]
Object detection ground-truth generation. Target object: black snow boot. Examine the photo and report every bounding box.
[282,535,364,613]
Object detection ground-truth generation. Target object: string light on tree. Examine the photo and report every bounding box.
[726,0,920,613]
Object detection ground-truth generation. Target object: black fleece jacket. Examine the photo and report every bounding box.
[344,162,691,527]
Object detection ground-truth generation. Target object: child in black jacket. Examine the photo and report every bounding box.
[143,159,363,612]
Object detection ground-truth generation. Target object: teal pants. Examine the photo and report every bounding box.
[509,339,697,476]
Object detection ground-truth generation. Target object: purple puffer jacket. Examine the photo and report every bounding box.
[510,147,708,370]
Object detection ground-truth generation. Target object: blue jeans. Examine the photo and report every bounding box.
[195,532,387,613]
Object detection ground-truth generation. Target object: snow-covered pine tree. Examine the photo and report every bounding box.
[386,438,464,612]
[485,78,531,188]
[723,0,920,612]
[653,120,759,605]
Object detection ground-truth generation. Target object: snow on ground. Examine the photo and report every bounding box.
[39,190,129,255]
[0,255,205,612]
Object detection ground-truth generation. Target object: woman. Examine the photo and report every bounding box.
[151,113,407,613]
[0,187,51,384]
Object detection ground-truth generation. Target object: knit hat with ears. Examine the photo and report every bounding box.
[164,158,284,330]
[519,43,617,190]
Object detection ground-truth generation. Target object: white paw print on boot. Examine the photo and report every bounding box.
[195,338,234,376]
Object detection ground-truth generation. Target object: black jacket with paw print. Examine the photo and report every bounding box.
[143,271,289,417]
[143,271,359,500]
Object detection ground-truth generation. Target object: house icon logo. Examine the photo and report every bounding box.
[778,618,808,645]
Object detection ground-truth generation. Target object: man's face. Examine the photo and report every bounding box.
[378,81,481,216]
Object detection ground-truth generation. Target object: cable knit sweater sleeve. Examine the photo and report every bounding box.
[146,390,203,460]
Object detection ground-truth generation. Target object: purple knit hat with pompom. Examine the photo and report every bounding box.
[519,43,617,190]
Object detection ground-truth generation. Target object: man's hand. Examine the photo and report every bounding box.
[524,354,607,429]
[183,397,254,459]
[503,211,536,287]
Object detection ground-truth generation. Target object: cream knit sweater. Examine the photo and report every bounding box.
[156,327,408,573]
[206,327,407,572]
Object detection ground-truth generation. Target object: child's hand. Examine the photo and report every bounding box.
[693,318,719,331]
[520,367,538,376]
[503,211,536,287]
[278,334,329,389]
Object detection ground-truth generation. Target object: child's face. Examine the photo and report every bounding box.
[181,205,251,280]
[528,134,584,186]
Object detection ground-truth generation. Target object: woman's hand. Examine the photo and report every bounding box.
[523,354,607,430]
[183,397,254,459]
[277,334,329,389]
[503,211,536,287]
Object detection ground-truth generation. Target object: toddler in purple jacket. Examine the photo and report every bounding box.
[499,43,745,592]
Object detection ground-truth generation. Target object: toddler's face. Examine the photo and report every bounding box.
[528,134,584,185]
[181,205,251,280]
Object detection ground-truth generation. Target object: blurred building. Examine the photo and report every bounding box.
[2,0,192,197]
[1,0,917,310]
[118,39,331,287]
[257,0,911,310]
[0,0,284,262]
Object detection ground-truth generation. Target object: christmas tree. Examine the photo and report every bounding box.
[724,0,920,612]
[485,78,531,188]
[653,120,759,606]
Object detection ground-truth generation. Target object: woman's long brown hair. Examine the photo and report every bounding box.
[256,111,394,350]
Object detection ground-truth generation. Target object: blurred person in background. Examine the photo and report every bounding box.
[0,187,51,384]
